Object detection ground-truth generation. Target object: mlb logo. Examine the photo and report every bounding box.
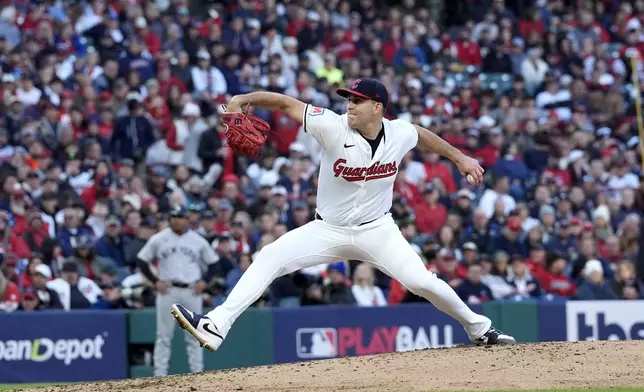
[296,328,338,359]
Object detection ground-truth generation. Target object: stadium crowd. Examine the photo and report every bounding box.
[1,0,644,313]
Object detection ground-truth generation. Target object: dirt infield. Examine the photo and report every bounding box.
[29,340,644,392]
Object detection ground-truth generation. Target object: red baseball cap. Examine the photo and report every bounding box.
[222,174,239,184]
[507,220,522,231]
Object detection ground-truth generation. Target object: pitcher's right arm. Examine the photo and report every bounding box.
[226,92,305,123]
[225,92,344,150]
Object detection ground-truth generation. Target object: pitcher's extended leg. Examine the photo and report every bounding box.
[355,219,490,339]
[207,220,353,338]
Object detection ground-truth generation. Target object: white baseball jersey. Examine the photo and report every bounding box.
[302,104,418,226]
[137,228,218,283]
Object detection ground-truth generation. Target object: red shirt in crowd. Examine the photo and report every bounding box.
[81,183,108,212]
[1,281,20,312]
[536,271,577,297]
[200,17,223,37]
[543,167,572,188]
[423,162,456,193]
[19,271,33,290]
[0,234,31,259]
[436,262,468,284]
[451,97,480,118]
[270,110,301,155]
[164,123,184,151]
[214,219,230,234]
[382,40,401,65]
[325,32,357,61]
[393,180,422,205]
[286,19,306,36]
[442,133,467,150]
[158,76,188,99]
[597,245,624,264]
[519,19,545,39]
[474,144,499,168]
[414,202,447,234]
[99,119,114,138]
[453,39,482,66]
[24,225,50,252]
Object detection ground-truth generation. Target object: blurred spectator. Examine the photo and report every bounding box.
[480,251,515,299]
[0,211,30,259]
[94,215,131,270]
[488,219,528,257]
[29,264,63,310]
[0,252,18,285]
[93,282,131,309]
[456,262,495,304]
[0,258,19,312]
[47,260,103,310]
[271,272,304,308]
[16,288,40,312]
[539,253,577,298]
[507,255,542,299]
[111,97,156,163]
[225,252,252,296]
[575,259,619,300]
[611,261,644,300]
[323,262,355,305]
[56,206,94,257]
[16,254,44,291]
[350,263,386,307]
[414,183,447,235]
[479,175,516,218]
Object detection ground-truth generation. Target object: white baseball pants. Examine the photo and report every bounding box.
[207,215,491,340]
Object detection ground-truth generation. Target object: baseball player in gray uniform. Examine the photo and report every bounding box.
[137,205,218,376]
[171,79,515,354]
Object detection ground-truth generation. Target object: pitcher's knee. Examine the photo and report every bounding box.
[253,243,291,276]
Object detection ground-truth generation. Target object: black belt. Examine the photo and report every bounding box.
[169,281,193,288]
[315,212,378,226]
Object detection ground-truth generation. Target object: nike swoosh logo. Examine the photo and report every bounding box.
[203,323,223,339]
[344,144,355,148]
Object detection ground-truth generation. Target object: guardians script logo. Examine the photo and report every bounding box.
[333,159,398,182]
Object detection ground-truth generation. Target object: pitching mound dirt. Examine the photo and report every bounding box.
[30,340,644,392]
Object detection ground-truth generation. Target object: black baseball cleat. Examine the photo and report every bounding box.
[472,327,516,346]
[171,303,224,352]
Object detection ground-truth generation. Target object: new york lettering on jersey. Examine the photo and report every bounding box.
[158,244,199,263]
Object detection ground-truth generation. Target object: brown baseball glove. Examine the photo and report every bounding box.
[221,111,271,157]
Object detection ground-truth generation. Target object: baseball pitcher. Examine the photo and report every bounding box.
[137,205,218,376]
[171,78,516,352]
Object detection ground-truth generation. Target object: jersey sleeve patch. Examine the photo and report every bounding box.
[309,106,325,116]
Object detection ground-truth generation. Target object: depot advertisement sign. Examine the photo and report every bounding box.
[0,311,127,383]
[272,304,475,363]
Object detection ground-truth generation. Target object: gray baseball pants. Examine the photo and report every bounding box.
[154,286,203,376]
